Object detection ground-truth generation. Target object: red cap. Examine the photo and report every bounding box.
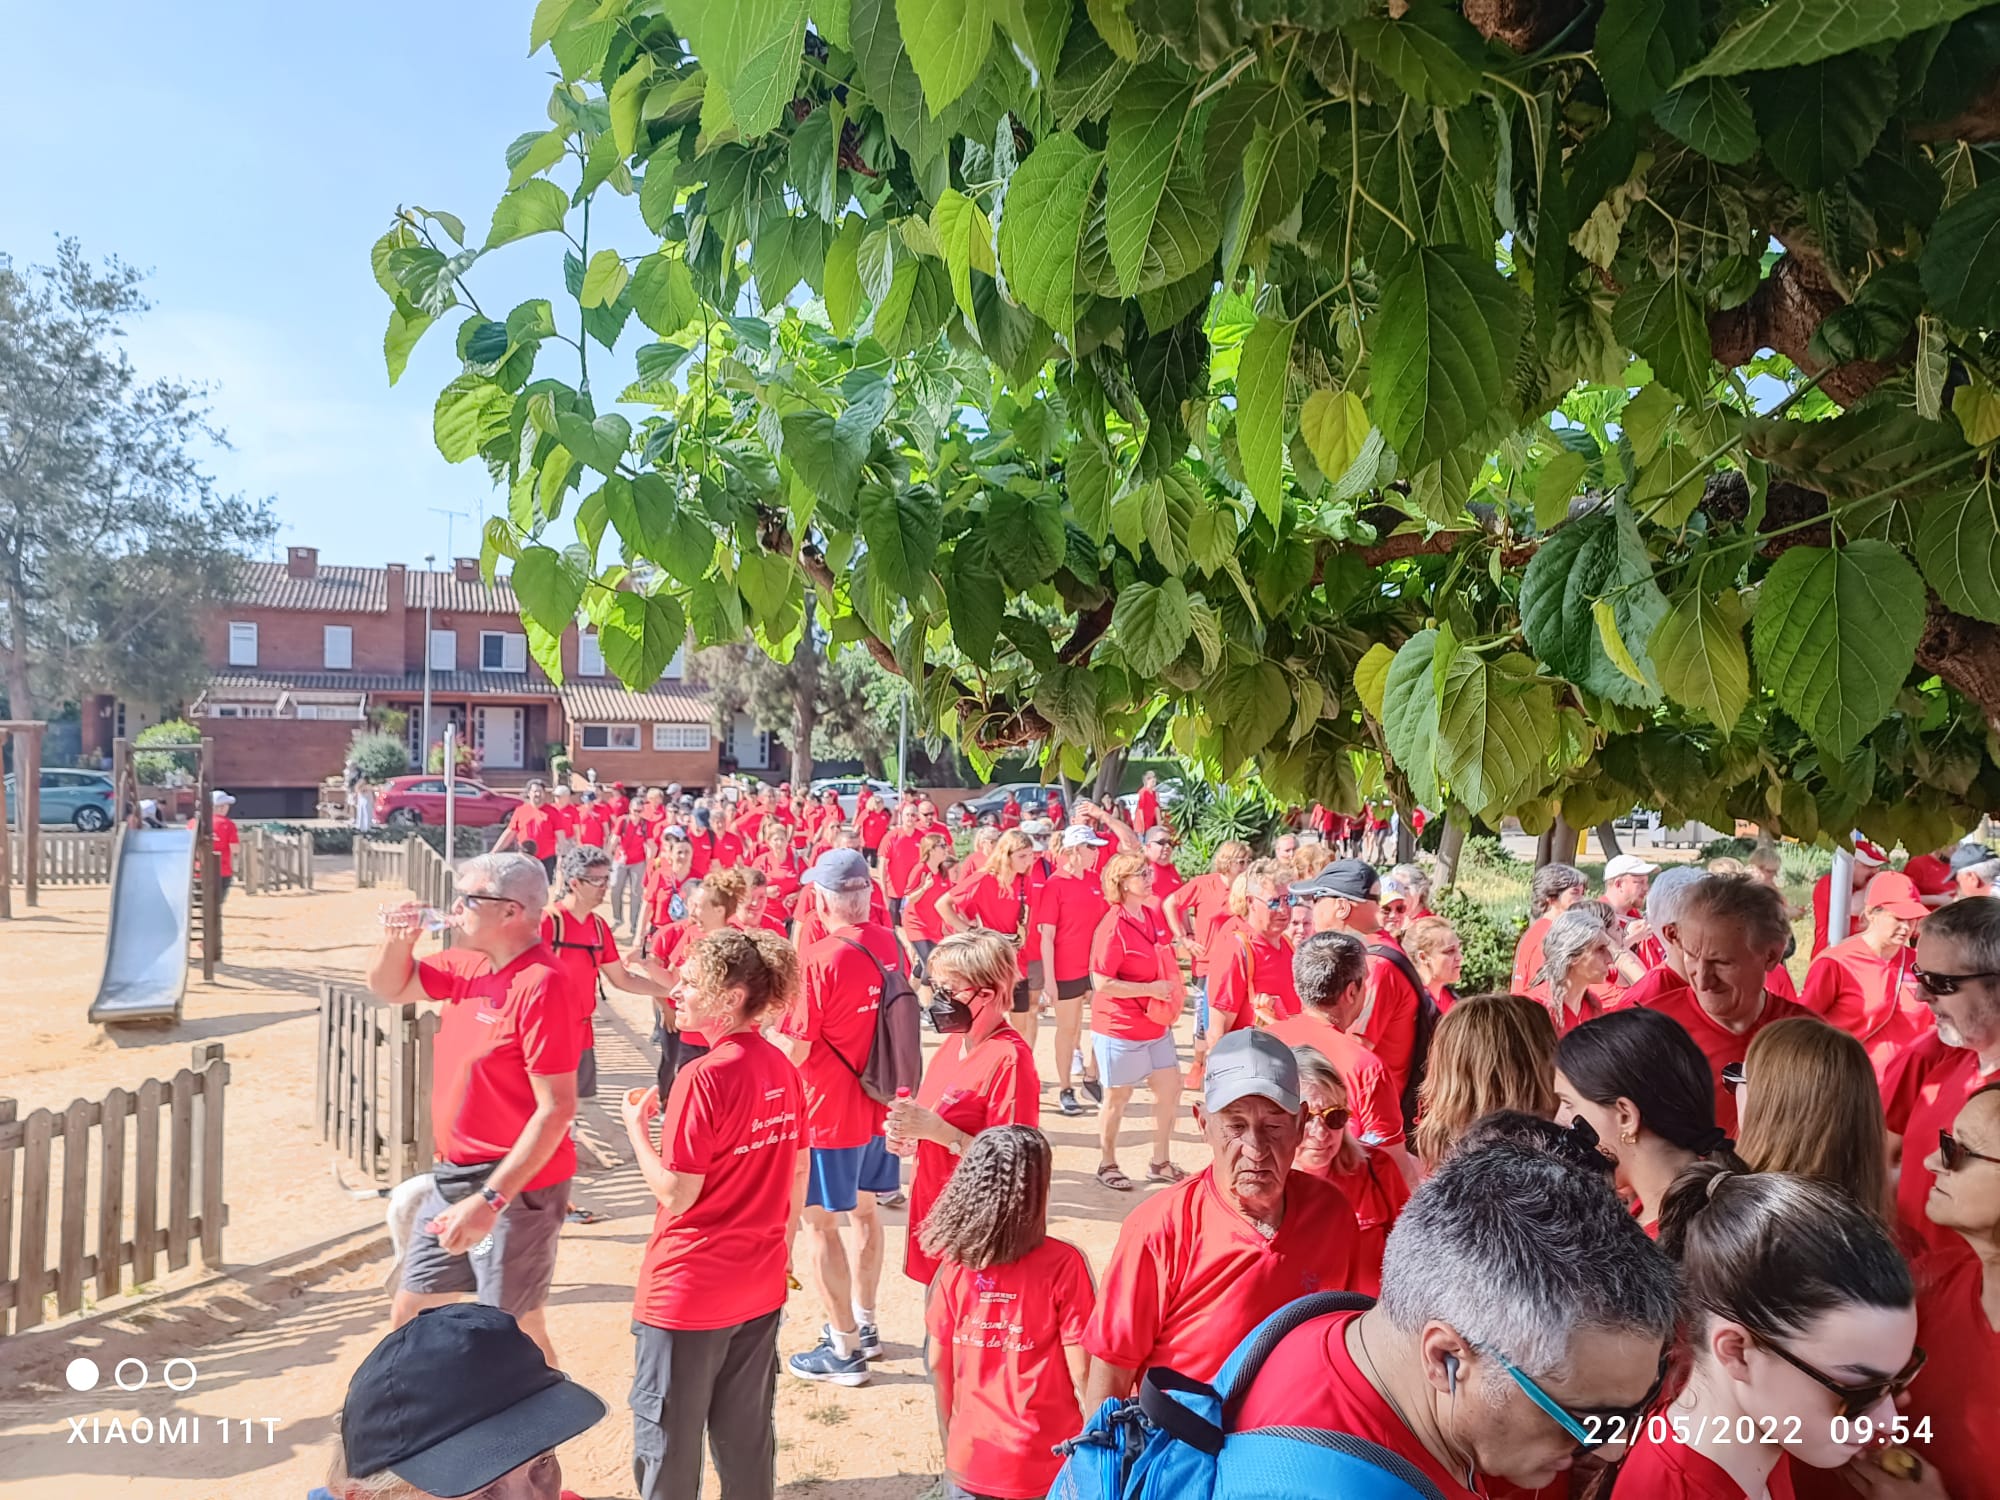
[1863,872,1929,921]
[1852,834,1889,867]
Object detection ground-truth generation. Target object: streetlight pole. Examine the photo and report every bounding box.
[897,688,909,796]
[422,553,435,768]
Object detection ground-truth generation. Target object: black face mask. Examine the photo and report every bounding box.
[1565,1114,1617,1174]
[924,994,974,1033]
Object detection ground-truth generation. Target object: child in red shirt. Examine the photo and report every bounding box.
[922,1125,1094,1500]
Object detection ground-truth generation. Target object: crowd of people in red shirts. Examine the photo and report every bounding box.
[338,791,2000,1500]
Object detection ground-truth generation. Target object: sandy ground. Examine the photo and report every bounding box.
[0,864,1181,1498]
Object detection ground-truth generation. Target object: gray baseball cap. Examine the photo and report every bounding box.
[1290,858,1379,903]
[1202,1029,1302,1114]
[801,847,874,893]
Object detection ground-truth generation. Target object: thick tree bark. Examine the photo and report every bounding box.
[790,591,820,790]
[1435,811,1467,891]
[1092,746,1128,805]
[1,584,33,721]
[1706,254,1906,408]
[1595,821,1625,860]
[1538,816,1580,869]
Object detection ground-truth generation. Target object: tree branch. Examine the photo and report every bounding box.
[1910,74,2000,143]
[1706,253,1909,408]
[1917,599,2000,739]
[1461,0,1586,52]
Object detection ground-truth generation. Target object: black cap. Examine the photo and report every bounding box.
[341,1305,606,1497]
[1291,858,1380,903]
[1951,843,1998,873]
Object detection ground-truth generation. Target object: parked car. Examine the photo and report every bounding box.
[807,776,901,819]
[3,768,116,830]
[372,775,521,828]
[955,782,1061,826]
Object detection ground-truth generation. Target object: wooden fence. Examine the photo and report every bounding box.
[0,1044,229,1336]
[238,826,314,895]
[7,830,114,886]
[352,837,405,890]
[315,984,438,1188]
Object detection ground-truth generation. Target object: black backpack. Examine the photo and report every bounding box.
[829,934,925,1104]
[544,908,611,1009]
[1367,943,1441,1136]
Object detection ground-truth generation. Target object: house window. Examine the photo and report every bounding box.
[481,631,528,672]
[228,621,258,666]
[577,631,605,677]
[297,703,364,721]
[580,724,640,751]
[664,644,686,680]
[324,624,353,670]
[428,629,457,671]
[208,703,273,719]
[652,724,709,752]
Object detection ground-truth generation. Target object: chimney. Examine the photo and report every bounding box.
[453,557,480,583]
[286,545,318,579]
[385,561,407,613]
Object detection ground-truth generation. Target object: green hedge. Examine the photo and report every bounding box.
[249,822,488,857]
[1433,888,1522,995]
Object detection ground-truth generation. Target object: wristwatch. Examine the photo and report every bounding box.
[480,1185,510,1212]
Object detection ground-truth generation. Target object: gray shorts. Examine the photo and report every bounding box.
[399,1174,570,1317]
[1091,1032,1180,1089]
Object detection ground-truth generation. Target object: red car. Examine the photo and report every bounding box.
[373,775,521,828]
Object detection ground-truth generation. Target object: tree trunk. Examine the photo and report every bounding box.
[1537,816,1579,869]
[1435,811,1467,891]
[790,592,821,790]
[1595,821,1625,860]
[1394,817,1415,864]
[1092,746,1128,805]
[1,584,34,721]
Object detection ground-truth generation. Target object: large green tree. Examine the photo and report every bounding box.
[0,241,275,718]
[383,0,2000,849]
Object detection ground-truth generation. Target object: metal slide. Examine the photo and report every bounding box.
[88,826,195,1024]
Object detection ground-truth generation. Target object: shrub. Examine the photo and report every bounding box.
[133,719,201,785]
[348,730,411,781]
[1432,888,1523,995]
[260,822,488,857]
[1699,836,1757,862]
[1458,834,1523,874]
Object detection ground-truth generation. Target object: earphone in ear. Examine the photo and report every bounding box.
[1445,1353,1460,1394]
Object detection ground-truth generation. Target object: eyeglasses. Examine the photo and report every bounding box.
[1911,965,2000,996]
[1257,896,1287,911]
[1721,1061,1747,1089]
[1938,1129,2000,1172]
[1302,1104,1350,1133]
[1493,1348,1671,1452]
[572,874,609,888]
[458,893,522,912]
[1763,1340,1926,1421]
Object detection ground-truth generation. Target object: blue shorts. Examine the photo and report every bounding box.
[806,1138,900,1213]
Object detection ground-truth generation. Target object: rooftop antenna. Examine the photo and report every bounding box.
[428,506,472,560]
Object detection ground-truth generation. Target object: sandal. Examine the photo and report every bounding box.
[1147,1160,1189,1184]
[1096,1163,1134,1192]
[564,1207,606,1225]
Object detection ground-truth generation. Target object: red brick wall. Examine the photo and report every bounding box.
[209,716,355,791]
[568,738,719,791]
[207,604,407,675]
[404,609,562,680]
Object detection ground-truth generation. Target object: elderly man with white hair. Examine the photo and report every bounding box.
[368,852,580,1369]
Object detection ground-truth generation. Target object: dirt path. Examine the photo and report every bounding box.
[0,868,1193,1498]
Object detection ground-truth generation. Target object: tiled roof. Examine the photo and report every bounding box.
[560,681,713,724]
[407,572,521,613]
[226,561,520,614]
[204,671,559,697]
[232,562,388,612]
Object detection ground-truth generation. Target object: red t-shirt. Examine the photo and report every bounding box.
[952,869,1033,977]
[731,807,768,842]
[881,829,926,896]
[649,919,711,1045]
[1233,1312,1474,1496]
[749,847,803,907]
[545,803,580,840]
[1265,1012,1405,1150]
[1901,1250,2000,1499]
[1082,1168,1362,1383]
[1810,874,1867,959]
[504,803,558,859]
[602,793,629,817]
[1618,1429,1795,1498]
[1088,905,1172,1041]
[1636,980,1812,1134]
[781,923,904,1148]
[539,908,617,1049]
[1299,1146,1411,1298]
[1146,859,1185,903]
[633,1031,804,1331]
[1033,871,1110,983]
[859,806,891,849]
[1178,873,1236,978]
[613,815,648,864]
[1357,952,1423,1102]
[902,867,951,943]
[575,804,613,847]
[1906,852,1955,898]
[417,946,581,1191]
[1765,961,1799,1002]
[1883,1033,1998,1264]
[794,885,890,949]
[1512,914,1552,993]
[1799,936,1927,1076]
[905,1026,1041,1286]
[1207,927,1300,1026]
[1526,979,1614,1038]
[926,1237,1095,1500]
[213,815,239,878]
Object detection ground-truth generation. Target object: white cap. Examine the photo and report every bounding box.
[212,789,235,806]
[1851,831,1889,867]
[1603,854,1658,881]
[1060,825,1107,849]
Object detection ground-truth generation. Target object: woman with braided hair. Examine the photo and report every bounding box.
[921,1125,1094,1500]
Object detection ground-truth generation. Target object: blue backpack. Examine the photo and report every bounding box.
[1049,1293,1447,1500]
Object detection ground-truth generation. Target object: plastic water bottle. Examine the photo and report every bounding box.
[377,903,457,934]
[887,1087,917,1158]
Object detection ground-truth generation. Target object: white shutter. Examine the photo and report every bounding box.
[323,625,352,669]
[228,622,258,666]
[578,632,605,676]
[429,630,457,670]
[503,633,528,672]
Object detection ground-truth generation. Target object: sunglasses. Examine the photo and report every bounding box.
[458,893,522,912]
[1763,1341,1926,1421]
[1910,965,2000,996]
[1257,896,1287,911]
[1938,1128,2000,1172]
[1303,1104,1351,1133]
[1721,1061,1747,1089]
[1494,1347,1672,1452]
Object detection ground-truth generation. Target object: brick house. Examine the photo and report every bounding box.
[104,546,722,817]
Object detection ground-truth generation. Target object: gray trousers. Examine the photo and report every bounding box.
[631,1311,781,1500]
[610,859,643,937]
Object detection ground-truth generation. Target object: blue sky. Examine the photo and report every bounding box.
[4,1,640,568]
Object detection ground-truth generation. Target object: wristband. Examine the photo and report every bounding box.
[480,1185,510,1212]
